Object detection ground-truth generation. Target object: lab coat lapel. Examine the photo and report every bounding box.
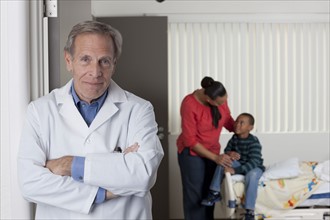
[55,80,89,133]
[88,80,127,133]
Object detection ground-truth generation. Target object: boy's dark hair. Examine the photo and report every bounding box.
[239,113,255,126]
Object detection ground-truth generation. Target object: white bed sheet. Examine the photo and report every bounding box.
[299,181,330,207]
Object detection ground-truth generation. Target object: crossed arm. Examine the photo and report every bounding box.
[45,143,140,200]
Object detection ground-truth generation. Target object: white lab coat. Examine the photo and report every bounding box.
[17,79,164,220]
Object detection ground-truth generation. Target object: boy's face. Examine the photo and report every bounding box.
[234,115,253,137]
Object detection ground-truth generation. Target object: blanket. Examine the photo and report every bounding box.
[232,161,323,219]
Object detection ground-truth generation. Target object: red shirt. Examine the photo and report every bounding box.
[177,93,235,156]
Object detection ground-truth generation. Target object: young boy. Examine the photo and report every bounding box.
[201,113,265,220]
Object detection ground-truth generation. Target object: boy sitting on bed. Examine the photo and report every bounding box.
[201,112,265,220]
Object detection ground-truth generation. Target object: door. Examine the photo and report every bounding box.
[96,16,169,220]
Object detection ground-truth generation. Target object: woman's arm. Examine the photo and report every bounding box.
[192,143,232,167]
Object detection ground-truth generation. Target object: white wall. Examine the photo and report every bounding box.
[92,0,329,18]
[1,1,34,219]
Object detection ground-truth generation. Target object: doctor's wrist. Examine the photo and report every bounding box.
[71,156,85,182]
[106,190,118,200]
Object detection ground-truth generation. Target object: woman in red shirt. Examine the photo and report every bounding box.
[177,76,235,220]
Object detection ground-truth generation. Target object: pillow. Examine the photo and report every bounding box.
[262,157,300,181]
[314,160,330,181]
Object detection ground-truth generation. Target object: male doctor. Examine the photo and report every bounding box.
[18,20,164,219]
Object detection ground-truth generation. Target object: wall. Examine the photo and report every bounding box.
[1,1,35,219]
[91,0,329,17]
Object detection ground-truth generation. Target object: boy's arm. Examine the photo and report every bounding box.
[224,137,234,153]
[224,136,240,160]
[233,141,263,175]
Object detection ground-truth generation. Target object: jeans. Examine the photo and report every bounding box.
[209,160,263,210]
[178,148,217,220]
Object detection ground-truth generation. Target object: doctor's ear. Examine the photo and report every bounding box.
[64,51,73,72]
[112,59,117,72]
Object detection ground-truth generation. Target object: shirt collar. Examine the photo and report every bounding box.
[70,81,108,109]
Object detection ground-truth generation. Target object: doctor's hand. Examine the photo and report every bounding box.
[123,142,140,154]
[106,190,118,200]
[46,156,73,176]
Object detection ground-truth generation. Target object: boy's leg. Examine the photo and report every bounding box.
[201,160,242,206]
[209,160,241,192]
[231,160,241,169]
[209,165,225,192]
[244,167,263,210]
[201,165,223,206]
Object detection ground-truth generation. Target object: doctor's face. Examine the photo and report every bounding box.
[65,33,116,103]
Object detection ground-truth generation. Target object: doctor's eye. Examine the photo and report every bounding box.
[99,58,113,68]
[79,55,92,65]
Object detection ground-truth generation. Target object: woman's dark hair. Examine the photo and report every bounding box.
[201,76,227,100]
[201,76,227,128]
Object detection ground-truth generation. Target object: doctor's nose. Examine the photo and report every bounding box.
[89,62,102,77]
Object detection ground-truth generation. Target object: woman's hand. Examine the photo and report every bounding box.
[226,151,240,161]
[224,167,235,175]
[191,143,232,167]
[215,154,232,167]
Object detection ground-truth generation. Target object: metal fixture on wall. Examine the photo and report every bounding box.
[44,0,58,17]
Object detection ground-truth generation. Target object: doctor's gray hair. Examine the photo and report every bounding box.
[64,20,123,60]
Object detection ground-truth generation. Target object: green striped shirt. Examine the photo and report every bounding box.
[224,134,265,174]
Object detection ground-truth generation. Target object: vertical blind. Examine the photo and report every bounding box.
[169,22,329,134]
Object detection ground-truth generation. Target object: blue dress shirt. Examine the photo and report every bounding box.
[70,83,108,204]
